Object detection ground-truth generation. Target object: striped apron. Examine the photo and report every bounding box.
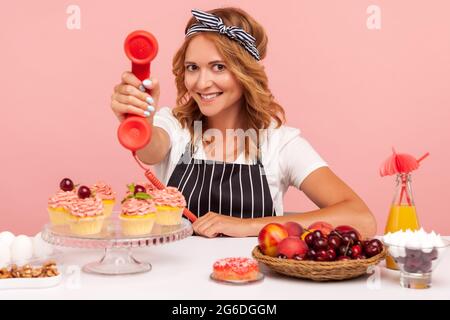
[167,142,276,219]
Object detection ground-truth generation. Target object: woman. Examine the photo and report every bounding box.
[110,7,377,238]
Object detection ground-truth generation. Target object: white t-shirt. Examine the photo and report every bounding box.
[152,107,328,216]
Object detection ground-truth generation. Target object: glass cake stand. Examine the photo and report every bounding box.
[41,216,193,275]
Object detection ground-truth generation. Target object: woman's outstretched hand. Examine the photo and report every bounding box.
[192,212,252,238]
[110,71,160,123]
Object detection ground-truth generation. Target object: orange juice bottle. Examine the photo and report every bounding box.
[384,173,420,269]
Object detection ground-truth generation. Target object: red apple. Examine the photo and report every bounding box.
[258,223,289,257]
[284,221,304,237]
[334,225,361,240]
[308,221,334,236]
[276,237,309,259]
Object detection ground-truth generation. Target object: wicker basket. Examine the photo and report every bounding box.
[252,246,387,281]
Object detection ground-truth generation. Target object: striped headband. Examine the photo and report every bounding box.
[185,9,261,61]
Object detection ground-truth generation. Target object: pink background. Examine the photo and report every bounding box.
[1,0,449,235]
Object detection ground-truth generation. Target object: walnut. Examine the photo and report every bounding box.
[0,268,11,279]
[43,260,57,268]
[0,261,59,279]
[10,264,20,278]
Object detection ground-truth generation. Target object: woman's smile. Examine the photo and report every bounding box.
[198,92,223,103]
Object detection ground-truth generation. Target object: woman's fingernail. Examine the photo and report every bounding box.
[146,96,154,104]
[143,79,152,88]
[144,111,150,117]
[139,84,146,92]
[147,105,155,112]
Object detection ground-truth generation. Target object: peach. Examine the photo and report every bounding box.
[308,221,334,236]
[258,223,289,257]
[276,237,309,259]
[284,221,304,237]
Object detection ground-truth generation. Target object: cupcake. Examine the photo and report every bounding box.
[91,181,116,217]
[47,178,77,226]
[152,187,186,226]
[67,186,105,235]
[120,184,156,236]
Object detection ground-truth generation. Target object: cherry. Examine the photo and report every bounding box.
[315,249,328,261]
[328,235,342,249]
[364,244,381,258]
[277,254,287,259]
[60,178,74,192]
[341,234,353,246]
[312,230,324,240]
[326,249,336,261]
[354,255,367,260]
[77,185,91,199]
[338,245,349,257]
[351,245,362,258]
[313,238,328,250]
[367,239,383,249]
[354,240,363,248]
[346,247,354,257]
[305,233,315,247]
[307,249,317,260]
[293,254,305,261]
[346,231,360,242]
[134,184,146,194]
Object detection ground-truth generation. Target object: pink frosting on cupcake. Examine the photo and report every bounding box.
[121,198,156,216]
[68,196,104,217]
[151,187,186,208]
[48,190,77,209]
[91,181,116,200]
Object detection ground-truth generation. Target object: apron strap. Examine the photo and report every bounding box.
[183,138,263,165]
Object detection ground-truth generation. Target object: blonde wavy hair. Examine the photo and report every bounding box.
[172,7,285,158]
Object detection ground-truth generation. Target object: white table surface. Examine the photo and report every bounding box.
[1,236,449,300]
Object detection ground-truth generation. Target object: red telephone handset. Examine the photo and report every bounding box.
[117,30,197,223]
[118,30,158,151]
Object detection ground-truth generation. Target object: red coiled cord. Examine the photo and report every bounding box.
[133,152,197,222]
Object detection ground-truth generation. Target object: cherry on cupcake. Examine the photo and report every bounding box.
[134,184,146,194]
[60,178,74,192]
[78,185,91,199]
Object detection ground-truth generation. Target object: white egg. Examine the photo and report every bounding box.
[32,232,53,258]
[0,242,11,268]
[10,235,33,265]
[0,231,15,247]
